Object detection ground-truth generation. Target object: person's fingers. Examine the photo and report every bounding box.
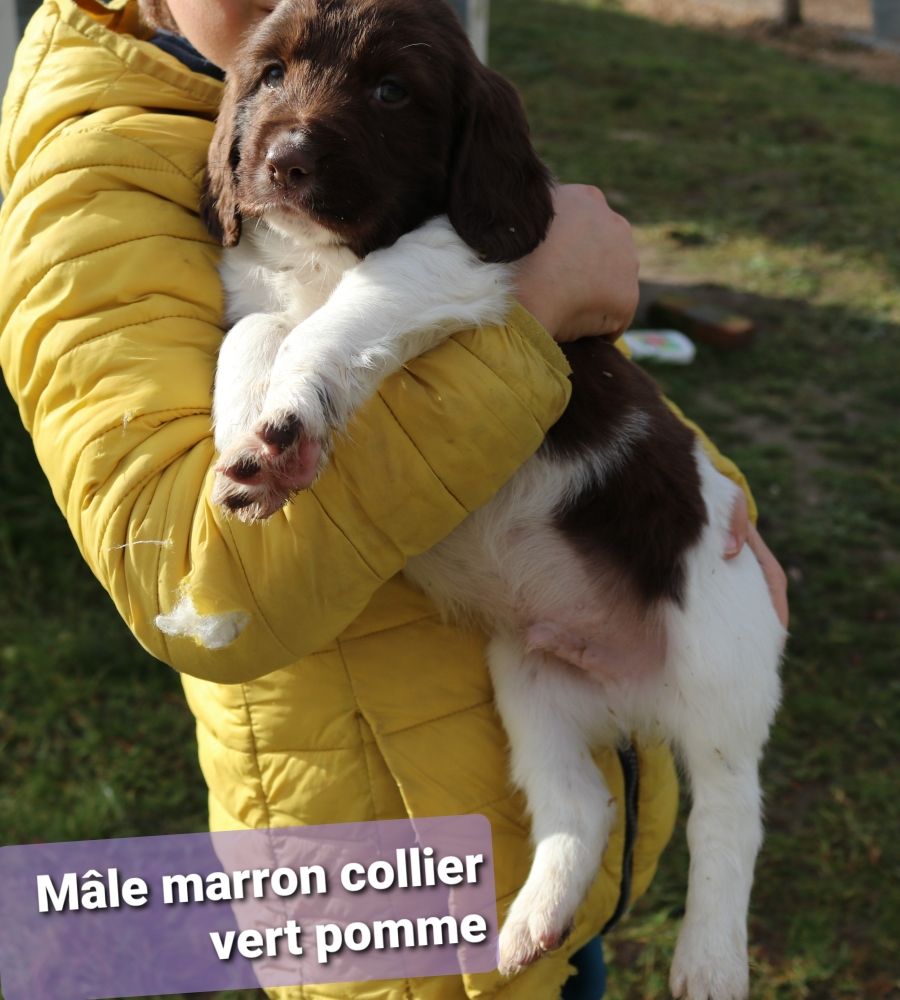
[595,209,639,338]
[721,490,788,627]
[515,184,639,343]
[724,489,750,558]
[746,523,790,629]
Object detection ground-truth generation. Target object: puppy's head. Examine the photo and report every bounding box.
[203,0,553,261]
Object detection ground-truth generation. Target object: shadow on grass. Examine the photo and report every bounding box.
[492,0,900,277]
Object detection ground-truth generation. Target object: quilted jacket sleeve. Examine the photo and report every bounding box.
[0,116,574,684]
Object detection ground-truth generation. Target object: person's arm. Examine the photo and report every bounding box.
[0,118,574,684]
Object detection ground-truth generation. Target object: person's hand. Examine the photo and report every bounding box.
[724,491,790,628]
[515,184,639,343]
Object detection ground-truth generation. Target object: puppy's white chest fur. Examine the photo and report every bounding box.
[219,219,359,327]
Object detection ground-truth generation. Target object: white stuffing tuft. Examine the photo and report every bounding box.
[155,594,250,650]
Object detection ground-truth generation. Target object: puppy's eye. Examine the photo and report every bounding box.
[372,78,408,105]
[262,63,285,88]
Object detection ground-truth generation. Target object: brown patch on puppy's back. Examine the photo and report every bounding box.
[543,340,708,608]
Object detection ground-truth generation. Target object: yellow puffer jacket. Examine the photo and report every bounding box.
[0,2,755,997]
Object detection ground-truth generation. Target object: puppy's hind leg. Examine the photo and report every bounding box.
[665,604,782,999]
[669,736,761,1000]
[488,632,614,977]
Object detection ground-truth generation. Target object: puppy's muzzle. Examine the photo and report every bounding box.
[266,138,318,190]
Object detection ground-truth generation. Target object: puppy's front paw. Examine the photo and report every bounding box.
[670,922,749,1000]
[213,429,323,523]
[258,365,346,448]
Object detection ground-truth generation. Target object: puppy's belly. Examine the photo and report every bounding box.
[404,450,668,684]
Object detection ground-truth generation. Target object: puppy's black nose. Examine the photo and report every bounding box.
[266,142,317,188]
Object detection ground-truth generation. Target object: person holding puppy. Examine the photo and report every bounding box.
[0,1,786,998]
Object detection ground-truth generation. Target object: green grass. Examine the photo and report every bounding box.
[2,1,899,998]
[489,2,900,997]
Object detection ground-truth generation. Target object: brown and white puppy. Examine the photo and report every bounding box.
[157,2,785,997]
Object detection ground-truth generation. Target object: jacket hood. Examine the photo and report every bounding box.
[1,0,221,192]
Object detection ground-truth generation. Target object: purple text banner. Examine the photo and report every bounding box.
[0,814,496,999]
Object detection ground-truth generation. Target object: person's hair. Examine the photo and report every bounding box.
[137,0,180,33]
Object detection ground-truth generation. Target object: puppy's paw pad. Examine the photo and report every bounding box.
[497,919,543,977]
[532,920,573,955]
[259,431,323,493]
[258,373,339,449]
[223,457,263,484]
[259,413,303,455]
[213,442,295,522]
[216,436,267,483]
[249,406,326,491]
[211,474,287,524]
[497,882,576,977]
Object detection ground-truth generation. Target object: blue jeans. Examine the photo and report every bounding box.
[561,936,606,1000]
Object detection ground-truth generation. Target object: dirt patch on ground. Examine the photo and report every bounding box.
[618,0,900,87]
[618,0,873,30]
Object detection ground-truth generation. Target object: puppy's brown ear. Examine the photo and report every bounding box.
[201,84,243,248]
[448,65,554,264]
